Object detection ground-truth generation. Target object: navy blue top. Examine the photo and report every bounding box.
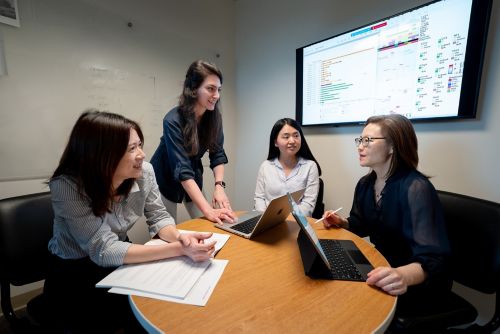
[348,169,450,289]
[150,107,228,203]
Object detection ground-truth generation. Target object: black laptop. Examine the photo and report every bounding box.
[287,193,374,281]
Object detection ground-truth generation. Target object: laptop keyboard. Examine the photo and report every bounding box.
[319,239,364,281]
[231,215,262,234]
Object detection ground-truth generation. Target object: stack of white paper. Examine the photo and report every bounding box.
[110,259,228,306]
[96,231,230,306]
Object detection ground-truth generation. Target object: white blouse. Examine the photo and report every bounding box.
[254,157,319,217]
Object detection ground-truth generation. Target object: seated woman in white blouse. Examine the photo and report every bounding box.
[254,118,322,217]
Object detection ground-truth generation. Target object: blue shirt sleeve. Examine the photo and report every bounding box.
[208,120,228,169]
[402,176,450,285]
[162,111,196,182]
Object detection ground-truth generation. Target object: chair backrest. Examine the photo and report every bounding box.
[437,190,500,294]
[0,192,54,286]
[311,178,325,219]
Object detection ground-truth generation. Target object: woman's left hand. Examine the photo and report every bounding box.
[177,232,216,262]
[366,266,408,295]
[212,186,232,210]
[178,232,213,247]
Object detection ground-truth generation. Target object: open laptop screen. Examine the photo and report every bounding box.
[287,193,332,270]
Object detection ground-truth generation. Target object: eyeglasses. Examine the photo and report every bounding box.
[355,136,386,147]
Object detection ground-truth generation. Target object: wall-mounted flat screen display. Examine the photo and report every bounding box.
[296,0,492,126]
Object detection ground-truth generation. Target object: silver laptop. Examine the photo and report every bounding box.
[215,189,305,239]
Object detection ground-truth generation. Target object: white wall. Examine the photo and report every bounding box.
[233,0,500,209]
[233,0,499,329]
[0,0,236,303]
[0,0,237,212]
[1,0,498,328]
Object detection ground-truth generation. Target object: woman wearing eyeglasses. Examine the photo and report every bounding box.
[322,114,451,321]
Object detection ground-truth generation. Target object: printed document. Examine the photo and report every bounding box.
[110,259,228,306]
[96,256,210,298]
[96,230,230,304]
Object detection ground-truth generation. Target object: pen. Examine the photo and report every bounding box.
[314,207,343,224]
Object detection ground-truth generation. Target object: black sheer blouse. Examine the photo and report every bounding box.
[348,169,450,289]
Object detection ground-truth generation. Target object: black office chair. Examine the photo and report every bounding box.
[0,192,54,333]
[391,190,500,333]
[311,178,325,219]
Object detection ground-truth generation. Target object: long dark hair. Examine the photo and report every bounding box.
[179,60,223,156]
[365,114,418,178]
[267,118,322,176]
[51,109,144,216]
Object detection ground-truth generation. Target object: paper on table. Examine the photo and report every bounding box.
[96,256,210,299]
[110,259,228,306]
[97,230,230,300]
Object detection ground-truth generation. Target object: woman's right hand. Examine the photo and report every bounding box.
[178,232,216,262]
[204,207,237,225]
[322,210,344,228]
[180,179,236,225]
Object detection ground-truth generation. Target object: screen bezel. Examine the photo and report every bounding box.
[287,193,332,269]
[295,0,493,127]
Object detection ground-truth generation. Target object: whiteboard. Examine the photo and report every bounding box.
[0,1,219,181]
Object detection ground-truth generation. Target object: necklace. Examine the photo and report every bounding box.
[374,178,386,201]
[374,188,384,206]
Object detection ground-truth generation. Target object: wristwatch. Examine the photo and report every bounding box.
[214,181,226,188]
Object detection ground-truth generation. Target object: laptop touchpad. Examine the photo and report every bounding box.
[347,250,370,264]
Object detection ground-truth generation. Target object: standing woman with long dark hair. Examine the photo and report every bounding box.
[44,110,216,332]
[151,60,236,225]
[254,118,322,217]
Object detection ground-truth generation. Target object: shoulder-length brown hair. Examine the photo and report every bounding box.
[51,109,144,216]
[178,60,223,156]
[365,114,418,178]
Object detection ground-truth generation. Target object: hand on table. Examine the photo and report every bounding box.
[366,266,407,296]
[204,207,237,225]
[178,232,216,262]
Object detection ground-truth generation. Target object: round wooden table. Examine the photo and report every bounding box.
[130,216,396,333]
